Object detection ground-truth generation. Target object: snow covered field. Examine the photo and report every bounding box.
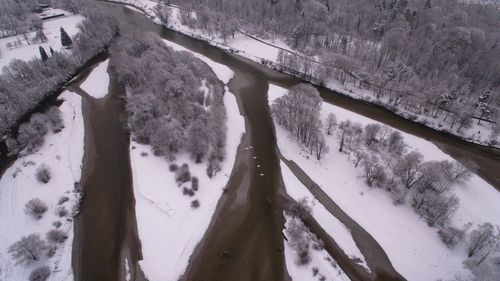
[129,39,245,281]
[268,84,500,281]
[80,59,110,99]
[283,214,351,281]
[0,91,84,281]
[0,13,84,70]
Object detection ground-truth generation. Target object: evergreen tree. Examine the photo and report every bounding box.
[39,46,48,62]
[49,47,54,55]
[60,27,72,48]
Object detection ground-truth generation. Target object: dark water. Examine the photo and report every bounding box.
[69,59,146,281]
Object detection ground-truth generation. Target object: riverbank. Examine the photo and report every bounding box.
[0,91,84,281]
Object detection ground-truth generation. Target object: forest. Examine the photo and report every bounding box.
[173,0,500,144]
[112,31,227,177]
[0,0,118,148]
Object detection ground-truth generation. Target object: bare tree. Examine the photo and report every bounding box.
[425,194,460,227]
[8,234,47,264]
[24,198,48,220]
[393,151,424,203]
[363,123,381,148]
[468,223,500,260]
[363,155,386,187]
[286,217,311,266]
[325,112,337,135]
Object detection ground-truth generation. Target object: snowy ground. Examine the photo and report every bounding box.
[129,40,245,281]
[283,214,351,281]
[0,13,85,70]
[79,59,110,99]
[0,91,84,281]
[268,84,500,281]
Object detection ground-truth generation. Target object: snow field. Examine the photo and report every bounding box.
[79,59,110,99]
[0,13,85,70]
[130,40,245,281]
[268,84,500,280]
[0,91,84,281]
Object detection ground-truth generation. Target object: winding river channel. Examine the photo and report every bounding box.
[1,1,499,281]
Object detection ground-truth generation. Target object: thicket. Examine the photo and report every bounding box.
[272,84,329,160]
[113,31,227,177]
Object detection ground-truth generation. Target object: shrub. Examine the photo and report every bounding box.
[52,221,62,228]
[58,196,69,205]
[46,245,57,258]
[25,198,48,220]
[36,165,51,184]
[169,163,178,172]
[46,229,68,244]
[175,164,191,185]
[56,206,68,217]
[191,199,200,209]
[29,266,51,281]
[191,176,199,191]
[45,107,64,133]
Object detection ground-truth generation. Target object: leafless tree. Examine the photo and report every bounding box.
[468,223,500,261]
[8,234,47,265]
[24,198,48,220]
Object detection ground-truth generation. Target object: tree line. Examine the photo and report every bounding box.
[172,0,500,144]
[0,0,119,147]
[112,31,228,177]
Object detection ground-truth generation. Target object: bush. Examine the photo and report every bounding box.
[191,176,199,191]
[175,164,191,185]
[29,266,51,281]
[45,107,64,133]
[56,206,68,217]
[58,196,69,205]
[36,165,51,184]
[191,199,200,209]
[25,198,48,220]
[46,229,68,244]
[169,163,178,172]
[46,245,57,258]
[52,221,62,228]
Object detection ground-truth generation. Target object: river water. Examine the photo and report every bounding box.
[1,1,498,281]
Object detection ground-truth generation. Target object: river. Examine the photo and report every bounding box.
[1,1,498,280]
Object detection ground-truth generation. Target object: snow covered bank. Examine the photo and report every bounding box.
[280,161,369,272]
[79,59,110,99]
[0,13,85,70]
[130,41,245,281]
[283,214,350,281]
[0,91,84,281]
[268,84,500,281]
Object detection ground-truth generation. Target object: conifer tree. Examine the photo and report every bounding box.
[39,46,48,62]
[60,27,72,48]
